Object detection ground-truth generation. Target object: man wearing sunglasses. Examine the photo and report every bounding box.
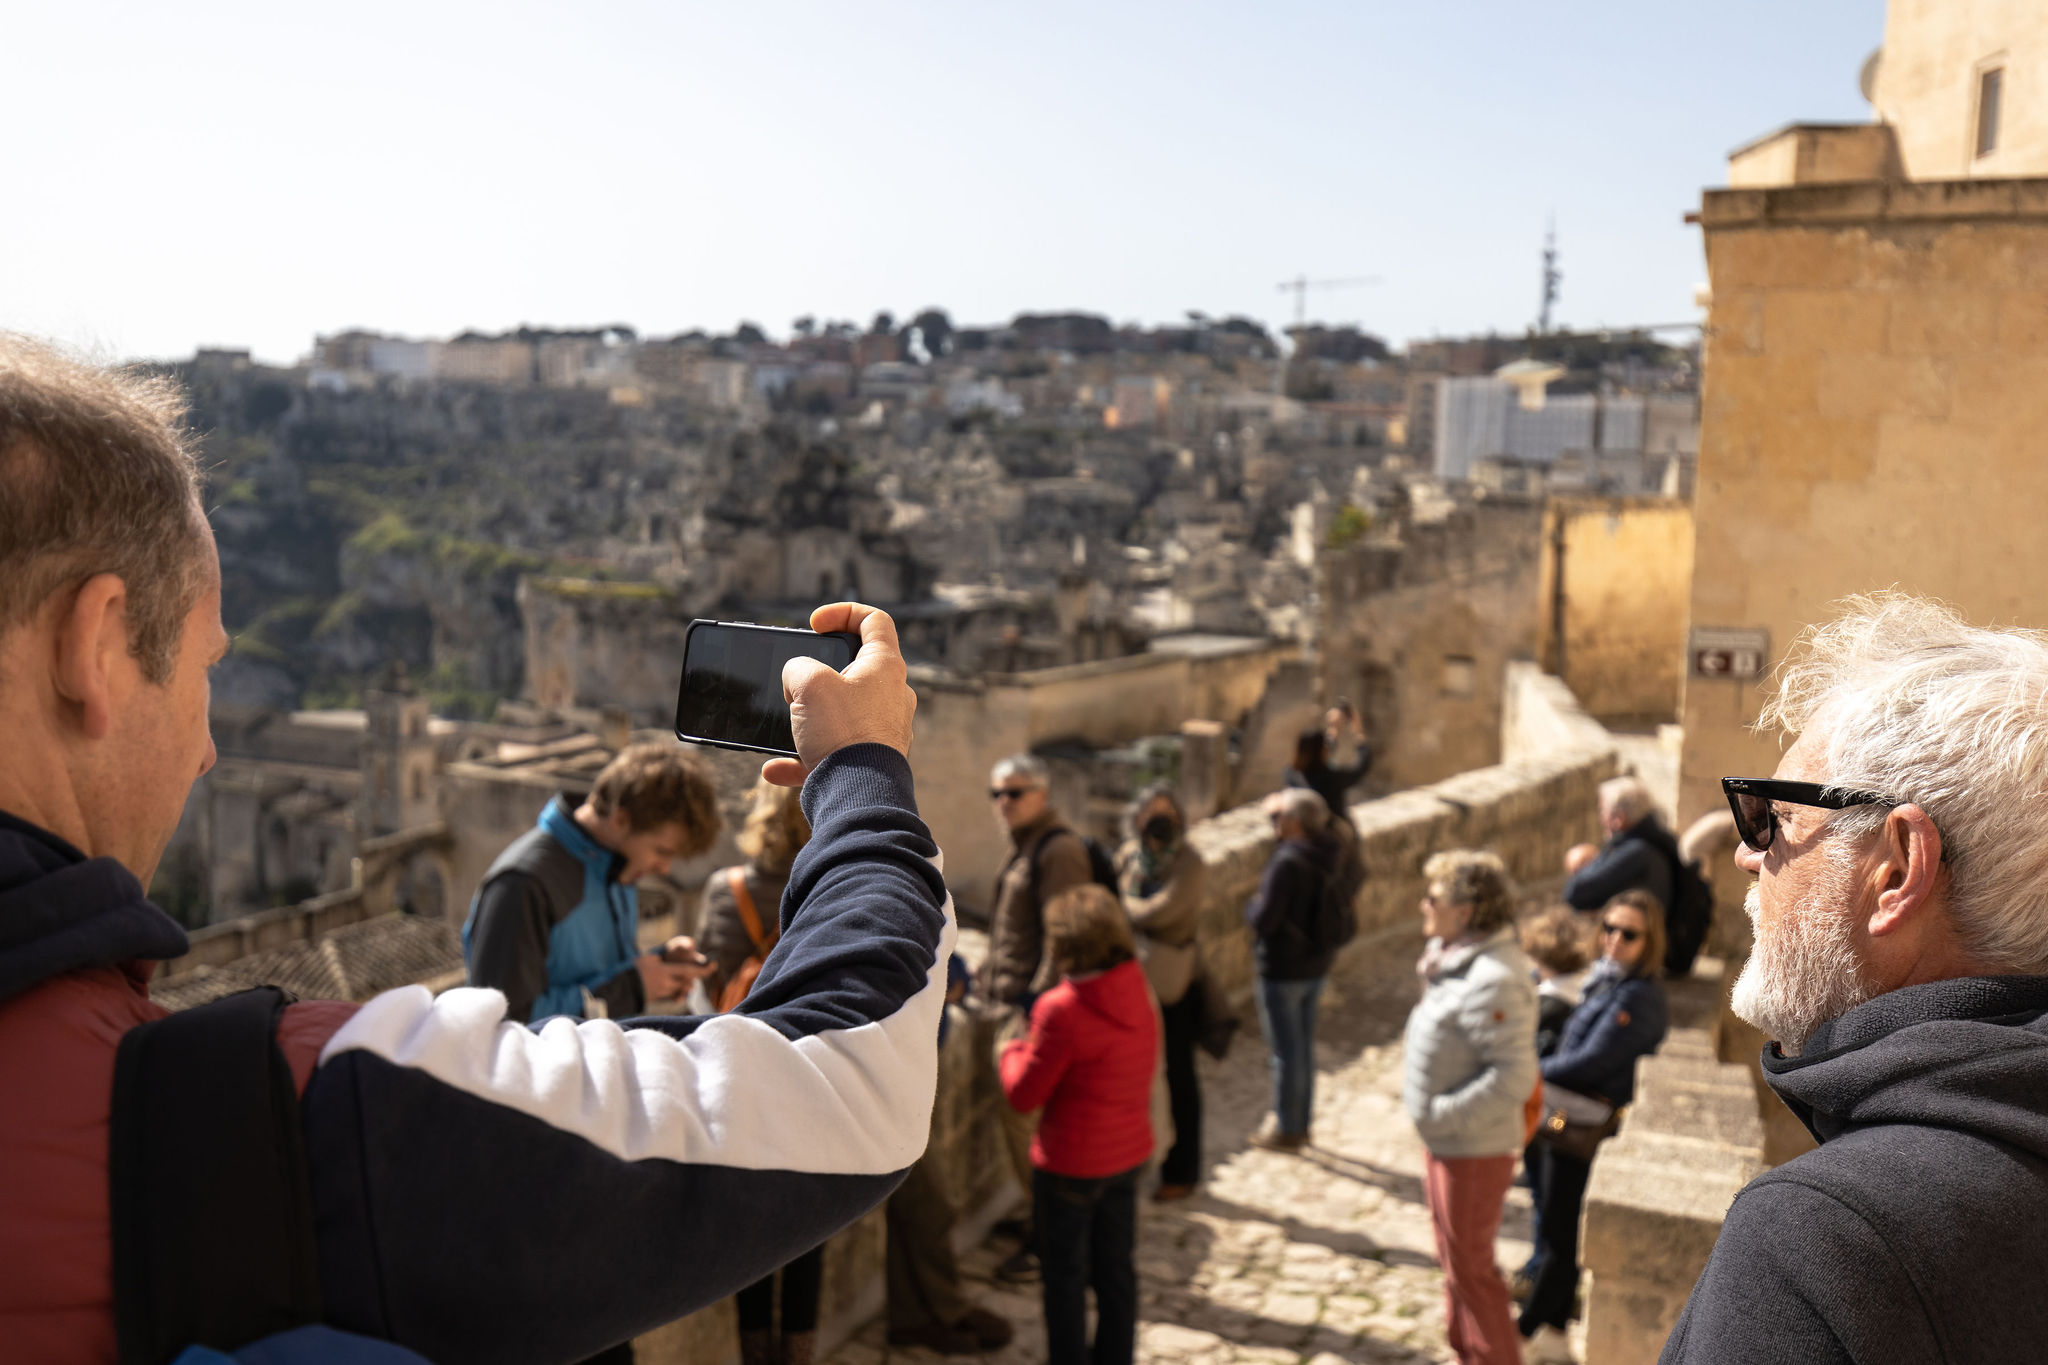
[981,753,1094,1284]
[1662,595,2048,1365]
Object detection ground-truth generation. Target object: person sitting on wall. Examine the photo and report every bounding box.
[0,337,954,1365]
[1114,784,1209,1201]
[1560,776,1676,916]
[1518,891,1669,1363]
[464,741,719,1025]
[884,953,1014,1356]
[999,885,1159,1365]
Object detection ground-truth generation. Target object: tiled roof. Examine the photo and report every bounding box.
[152,913,463,1013]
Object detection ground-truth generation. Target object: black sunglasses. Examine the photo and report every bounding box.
[1721,777,1895,853]
[1600,922,1642,944]
[990,786,1036,802]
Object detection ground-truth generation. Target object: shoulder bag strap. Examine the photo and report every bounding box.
[727,866,778,955]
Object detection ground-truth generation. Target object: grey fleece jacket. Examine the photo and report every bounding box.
[1663,975,2048,1365]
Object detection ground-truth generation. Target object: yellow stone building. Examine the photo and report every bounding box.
[1679,0,2048,821]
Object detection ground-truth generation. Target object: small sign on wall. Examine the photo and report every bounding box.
[1690,626,1771,680]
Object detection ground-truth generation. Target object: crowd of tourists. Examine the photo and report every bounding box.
[9,337,2046,1365]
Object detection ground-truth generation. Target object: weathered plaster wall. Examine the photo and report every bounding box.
[1537,496,1694,723]
[1317,501,1546,793]
[1682,179,2048,820]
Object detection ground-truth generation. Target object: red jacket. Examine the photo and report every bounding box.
[1000,959,1158,1178]
[0,954,354,1362]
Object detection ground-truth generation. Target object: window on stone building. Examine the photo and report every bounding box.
[1440,655,1477,701]
[1977,66,2004,158]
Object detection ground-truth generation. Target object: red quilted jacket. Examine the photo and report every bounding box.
[999,959,1158,1178]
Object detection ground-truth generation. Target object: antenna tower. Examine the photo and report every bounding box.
[1537,220,1561,335]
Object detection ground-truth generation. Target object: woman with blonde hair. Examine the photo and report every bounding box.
[1402,850,1538,1365]
[702,779,821,1365]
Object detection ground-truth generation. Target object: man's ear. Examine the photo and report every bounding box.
[52,573,131,741]
[1869,803,1944,937]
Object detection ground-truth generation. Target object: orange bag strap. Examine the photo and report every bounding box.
[727,866,779,956]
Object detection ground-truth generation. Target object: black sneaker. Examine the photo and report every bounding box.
[993,1247,1041,1285]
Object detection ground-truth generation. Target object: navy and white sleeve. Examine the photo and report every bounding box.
[301,744,954,1365]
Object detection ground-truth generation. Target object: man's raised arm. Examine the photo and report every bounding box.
[297,604,954,1365]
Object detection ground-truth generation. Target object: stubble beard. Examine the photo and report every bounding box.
[1730,869,1875,1056]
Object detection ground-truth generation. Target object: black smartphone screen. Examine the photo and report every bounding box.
[673,621,858,757]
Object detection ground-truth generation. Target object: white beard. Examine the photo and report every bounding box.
[1730,874,1874,1056]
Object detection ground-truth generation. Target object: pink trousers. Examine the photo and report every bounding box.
[1421,1151,1521,1365]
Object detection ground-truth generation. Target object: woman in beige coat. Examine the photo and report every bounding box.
[1115,785,1209,1200]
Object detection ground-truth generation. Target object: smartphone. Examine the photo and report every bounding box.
[673,619,860,757]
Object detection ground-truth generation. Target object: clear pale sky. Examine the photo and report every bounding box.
[3,1,1881,366]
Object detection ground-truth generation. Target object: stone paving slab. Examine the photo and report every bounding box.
[827,932,1583,1365]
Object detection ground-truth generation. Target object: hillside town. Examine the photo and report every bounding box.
[9,3,2048,1365]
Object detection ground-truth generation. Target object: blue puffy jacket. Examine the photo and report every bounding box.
[1542,969,1668,1105]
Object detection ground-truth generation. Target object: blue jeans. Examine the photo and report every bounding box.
[1255,974,1325,1137]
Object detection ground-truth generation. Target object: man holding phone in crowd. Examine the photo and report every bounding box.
[0,336,955,1364]
[463,743,721,1023]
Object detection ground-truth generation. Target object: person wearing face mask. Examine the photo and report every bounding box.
[1518,890,1668,1363]
[1115,785,1209,1200]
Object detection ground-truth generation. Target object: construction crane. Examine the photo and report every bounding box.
[1275,274,1382,329]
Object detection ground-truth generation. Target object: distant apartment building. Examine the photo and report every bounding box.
[1433,364,1696,480]
[435,336,535,385]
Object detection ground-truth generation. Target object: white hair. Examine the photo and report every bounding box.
[990,753,1049,788]
[1276,786,1329,836]
[1760,592,2048,972]
[1599,776,1656,826]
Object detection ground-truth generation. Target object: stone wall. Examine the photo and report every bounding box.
[1316,499,1546,794]
[1536,496,1694,724]
[634,682,1620,1364]
[1682,176,2048,822]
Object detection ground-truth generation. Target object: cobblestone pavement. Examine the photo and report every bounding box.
[829,930,1548,1365]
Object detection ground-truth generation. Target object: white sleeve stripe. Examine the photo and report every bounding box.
[320,873,957,1178]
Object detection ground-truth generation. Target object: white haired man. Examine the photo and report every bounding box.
[1663,594,2048,1364]
[1563,776,1676,913]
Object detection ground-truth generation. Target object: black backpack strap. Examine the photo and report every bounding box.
[110,986,322,1365]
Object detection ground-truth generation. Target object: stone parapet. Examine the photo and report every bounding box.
[1580,1027,1767,1365]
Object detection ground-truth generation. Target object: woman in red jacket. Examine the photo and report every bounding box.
[1000,884,1160,1365]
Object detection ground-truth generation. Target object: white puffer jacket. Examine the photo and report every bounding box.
[1402,926,1539,1158]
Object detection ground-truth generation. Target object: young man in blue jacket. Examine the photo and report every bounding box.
[464,744,721,1022]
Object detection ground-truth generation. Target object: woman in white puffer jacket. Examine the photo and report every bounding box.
[1402,849,1539,1365]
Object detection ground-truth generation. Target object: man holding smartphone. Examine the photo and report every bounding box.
[463,743,720,1023]
[0,332,956,1365]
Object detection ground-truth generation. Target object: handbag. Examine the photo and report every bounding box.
[1191,975,1240,1061]
[1533,1082,1619,1161]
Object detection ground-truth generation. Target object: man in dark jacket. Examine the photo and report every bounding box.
[0,333,956,1365]
[464,744,720,1023]
[1562,776,1678,914]
[1244,788,1341,1152]
[981,752,1094,1282]
[1662,594,2048,1364]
